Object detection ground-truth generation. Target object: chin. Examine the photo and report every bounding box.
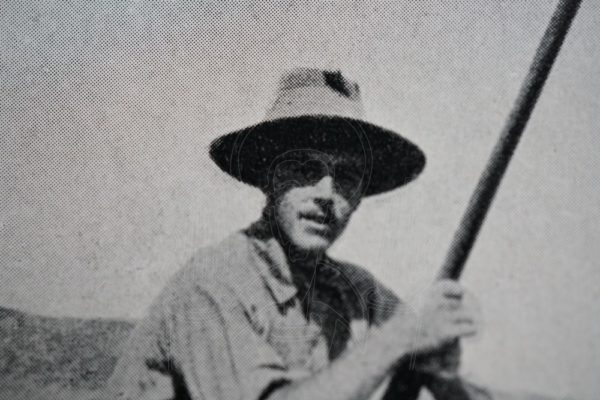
[289,232,333,254]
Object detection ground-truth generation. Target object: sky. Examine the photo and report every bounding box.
[1,1,599,398]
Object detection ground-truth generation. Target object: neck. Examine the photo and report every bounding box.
[284,242,325,268]
[252,211,326,271]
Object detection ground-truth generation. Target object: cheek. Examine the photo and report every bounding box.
[333,198,356,224]
[274,190,304,226]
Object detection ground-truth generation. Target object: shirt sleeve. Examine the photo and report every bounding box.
[105,280,307,400]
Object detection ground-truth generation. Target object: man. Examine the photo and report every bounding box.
[106,68,488,400]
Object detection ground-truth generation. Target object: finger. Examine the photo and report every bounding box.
[449,316,474,326]
[438,296,462,310]
[453,297,485,335]
[447,321,478,338]
[448,309,476,324]
[443,315,476,331]
[426,292,463,312]
[433,280,465,299]
[460,291,483,318]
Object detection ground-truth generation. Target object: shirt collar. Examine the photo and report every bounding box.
[244,221,298,306]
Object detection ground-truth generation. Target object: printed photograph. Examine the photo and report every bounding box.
[1,1,598,399]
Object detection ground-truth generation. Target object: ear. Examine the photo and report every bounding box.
[261,185,291,222]
[347,184,366,210]
[349,196,362,212]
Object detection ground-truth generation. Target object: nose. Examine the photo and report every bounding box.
[313,175,335,200]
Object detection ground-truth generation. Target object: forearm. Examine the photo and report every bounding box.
[269,279,479,400]
[268,327,408,400]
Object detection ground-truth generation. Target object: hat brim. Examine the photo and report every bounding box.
[209,115,425,196]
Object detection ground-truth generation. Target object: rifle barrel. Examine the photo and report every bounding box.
[438,0,583,280]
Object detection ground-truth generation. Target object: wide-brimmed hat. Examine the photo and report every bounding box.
[209,68,425,196]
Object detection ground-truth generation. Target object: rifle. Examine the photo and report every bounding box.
[439,0,583,280]
[383,0,583,398]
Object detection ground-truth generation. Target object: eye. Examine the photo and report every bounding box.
[300,160,330,184]
[272,159,330,188]
[333,165,363,197]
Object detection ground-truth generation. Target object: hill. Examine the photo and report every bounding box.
[0,307,572,400]
[0,306,135,398]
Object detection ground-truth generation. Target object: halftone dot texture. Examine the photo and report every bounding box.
[1,1,599,399]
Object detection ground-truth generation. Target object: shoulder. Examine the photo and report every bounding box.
[121,232,268,367]
[324,256,401,325]
[177,233,251,284]
[150,232,264,316]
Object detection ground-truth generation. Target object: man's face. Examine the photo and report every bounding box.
[269,151,366,254]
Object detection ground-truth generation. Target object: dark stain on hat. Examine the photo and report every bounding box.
[323,70,355,98]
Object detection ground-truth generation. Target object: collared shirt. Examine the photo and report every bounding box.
[106,223,400,400]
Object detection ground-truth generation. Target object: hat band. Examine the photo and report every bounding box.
[265,87,365,121]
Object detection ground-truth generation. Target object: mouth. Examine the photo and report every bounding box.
[299,212,335,230]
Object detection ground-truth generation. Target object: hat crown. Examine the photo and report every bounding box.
[277,68,361,99]
[265,68,365,121]
[209,67,426,196]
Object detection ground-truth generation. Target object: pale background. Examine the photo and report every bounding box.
[1,1,599,399]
